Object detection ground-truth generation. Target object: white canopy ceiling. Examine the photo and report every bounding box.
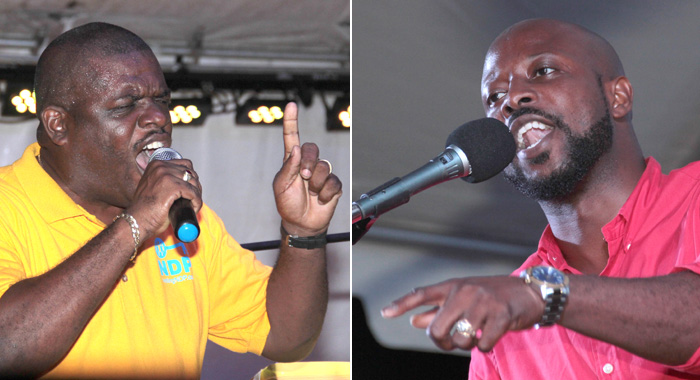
[0,0,349,74]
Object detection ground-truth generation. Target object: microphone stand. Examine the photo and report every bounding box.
[351,176,409,245]
[241,232,350,251]
[352,215,376,245]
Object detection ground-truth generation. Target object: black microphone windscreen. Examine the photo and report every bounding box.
[446,118,516,183]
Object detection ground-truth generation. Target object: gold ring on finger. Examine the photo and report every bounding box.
[318,159,332,175]
[183,170,193,182]
[454,318,477,339]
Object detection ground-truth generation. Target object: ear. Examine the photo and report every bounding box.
[40,106,69,146]
[610,76,633,119]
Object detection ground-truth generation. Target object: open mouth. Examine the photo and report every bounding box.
[517,121,553,150]
[136,141,167,173]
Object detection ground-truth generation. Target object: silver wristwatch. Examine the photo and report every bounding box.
[520,266,569,328]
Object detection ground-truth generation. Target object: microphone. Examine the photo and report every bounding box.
[148,147,201,243]
[352,118,516,224]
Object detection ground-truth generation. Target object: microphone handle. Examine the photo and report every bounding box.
[352,146,470,223]
[352,204,363,224]
[169,197,200,243]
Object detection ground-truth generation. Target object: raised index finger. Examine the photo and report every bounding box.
[283,102,300,161]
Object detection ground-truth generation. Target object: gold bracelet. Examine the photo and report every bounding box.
[114,213,141,261]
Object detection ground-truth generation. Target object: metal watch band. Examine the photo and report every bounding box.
[540,288,567,326]
[521,266,569,328]
[280,225,327,249]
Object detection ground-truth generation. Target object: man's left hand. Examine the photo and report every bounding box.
[273,102,342,236]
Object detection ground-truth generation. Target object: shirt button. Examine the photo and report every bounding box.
[122,274,128,282]
[603,363,614,374]
[625,242,632,250]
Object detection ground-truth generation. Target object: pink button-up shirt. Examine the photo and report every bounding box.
[470,158,700,379]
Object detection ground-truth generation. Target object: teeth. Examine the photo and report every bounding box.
[143,141,165,151]
[517,121,551,149]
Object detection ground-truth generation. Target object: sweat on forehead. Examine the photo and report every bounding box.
[34,22,154,113]
[483,19,624,80]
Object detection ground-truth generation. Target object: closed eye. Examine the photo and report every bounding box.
[115,102,135,111]
[155,96,171,106]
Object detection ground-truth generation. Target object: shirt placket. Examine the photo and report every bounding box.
[597,348,622,379]
[601,214,629,276]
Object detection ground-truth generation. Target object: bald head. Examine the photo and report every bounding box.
[34,22,154,117]
[480,19,642,202]
[480,18,633,124]
[484,19,624,85]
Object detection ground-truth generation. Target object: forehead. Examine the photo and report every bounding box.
[482,23,593,83]
[83,51,167,96]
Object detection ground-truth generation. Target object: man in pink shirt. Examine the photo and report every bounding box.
[382,18,700,378]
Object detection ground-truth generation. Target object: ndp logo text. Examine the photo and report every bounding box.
[155,238,193,284]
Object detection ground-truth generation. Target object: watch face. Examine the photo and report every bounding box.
[532,266,564,284]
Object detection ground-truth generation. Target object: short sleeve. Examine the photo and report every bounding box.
[0,221,26,299]
[0,188,28,299]
[199,206,272,355]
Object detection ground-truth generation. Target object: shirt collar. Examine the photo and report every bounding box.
[616,157,661,223]
[601,157,661,242]
[535,157,661,272]
[13,143,101,225]
[534,226,573,271]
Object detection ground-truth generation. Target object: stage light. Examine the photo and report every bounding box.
[339,105,351,127]
[326,96,350,131]
[2,86,36,116]
[169,98,210,126]
[236,99,288,126]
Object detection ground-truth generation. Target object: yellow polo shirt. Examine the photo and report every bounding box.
[0,143,272,379]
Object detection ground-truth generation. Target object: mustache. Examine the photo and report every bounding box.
[508,107,565,129]
[132,129,170,151]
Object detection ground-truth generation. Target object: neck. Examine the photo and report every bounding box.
[38,147,124,225]
[539,144,646,274]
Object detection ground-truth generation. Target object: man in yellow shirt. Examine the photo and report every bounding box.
[0,22,342,378]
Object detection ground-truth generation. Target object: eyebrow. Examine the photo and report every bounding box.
[482,51,564,82]
[115,87,171,101]
[526,51,561,61]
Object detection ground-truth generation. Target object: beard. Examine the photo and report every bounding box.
[503,105,614,202]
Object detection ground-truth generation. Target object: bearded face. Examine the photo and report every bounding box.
[503,101,613,201]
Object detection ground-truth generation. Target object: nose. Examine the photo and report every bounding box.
[138,99,169,130]
[500,79,536,121]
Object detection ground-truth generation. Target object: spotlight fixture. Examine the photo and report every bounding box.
[2,86,36,116]
[169,98,210,126]
[236,99,288,126]
[326,96,350,131]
